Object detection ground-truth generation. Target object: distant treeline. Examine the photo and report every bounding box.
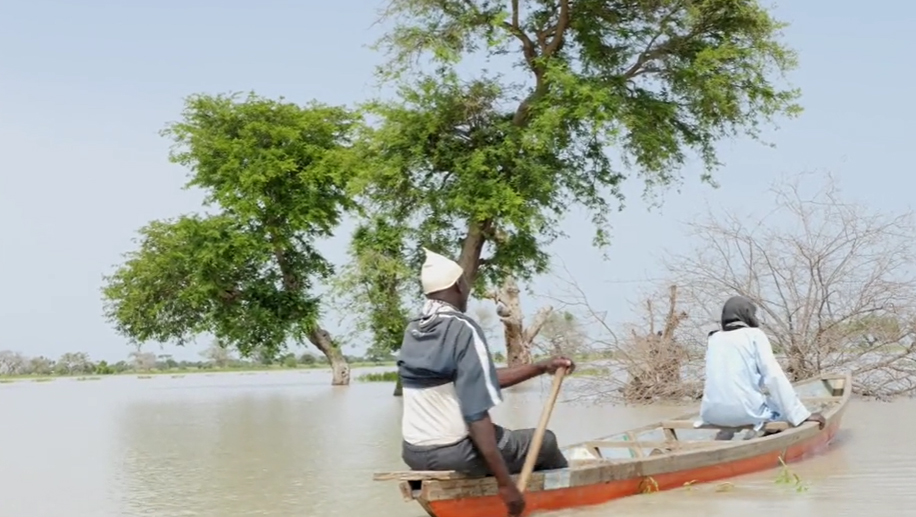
[0,345,399,377]
[0,345,617,377]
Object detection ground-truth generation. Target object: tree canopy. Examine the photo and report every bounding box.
[337,0,802,362]
[102,93,360,384]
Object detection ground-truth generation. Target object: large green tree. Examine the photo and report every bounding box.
[102,93,360,385]
[342,0,802,365]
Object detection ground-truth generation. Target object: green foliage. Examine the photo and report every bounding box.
[348,0,802,308]
[357,371,400,382]
[298,353,320,366]
[356,73,571,285]
[377,0,802,168]
[278,353,297,368]
[102,93,361,358]
[331,216,414,352]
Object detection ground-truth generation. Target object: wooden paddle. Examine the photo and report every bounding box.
[516,366,567,491]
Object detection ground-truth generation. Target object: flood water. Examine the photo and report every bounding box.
[0,369,912,517]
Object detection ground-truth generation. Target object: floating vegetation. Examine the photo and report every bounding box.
[638,476,659,494]
[170,375,185,379]
[0,379,14,384]
[775,456,808,492]
[137,375,153,379]
[76,376,102,381]
[357,371,399,382]
[714,482,735,492]
[33,377,54,383]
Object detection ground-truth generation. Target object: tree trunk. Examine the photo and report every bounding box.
[307,326,350,386]
[393,374,403,396]
[656,285,686,387]
[491,277,553,367]
[498,278,529,366]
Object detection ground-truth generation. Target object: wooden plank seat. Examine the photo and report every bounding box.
[374,395,843,483]
[374,470,471,481]
[375,459,615,482]
[660,419,791,432]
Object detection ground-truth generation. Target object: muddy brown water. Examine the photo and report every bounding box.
[0,369,912,517]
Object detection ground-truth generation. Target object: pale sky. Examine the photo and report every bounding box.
[1,0,913,362]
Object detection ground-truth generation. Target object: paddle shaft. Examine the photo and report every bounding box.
[516,366,567,492]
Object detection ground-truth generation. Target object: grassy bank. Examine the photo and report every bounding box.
[357,371,399,382]
[355,364,610,383]
[0,361,397,383]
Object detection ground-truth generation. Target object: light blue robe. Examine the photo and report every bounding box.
[699,326,811,429]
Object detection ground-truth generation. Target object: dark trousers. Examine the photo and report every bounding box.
[402,425,569,476]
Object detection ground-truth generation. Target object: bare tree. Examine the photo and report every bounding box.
[545,274,702,403]
[533,310,589,359]
[54,352,92,376]
[28,356,54,375]
[617,285,697,401]
[486,278,554,366]
[667,172,916,398]
[129,349,158,372]
[0,350,26,376]
[201,341,235,369]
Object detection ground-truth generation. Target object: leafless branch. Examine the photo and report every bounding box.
[665,171,916,397]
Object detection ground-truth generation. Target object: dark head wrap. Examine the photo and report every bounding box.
[720,295,760,330]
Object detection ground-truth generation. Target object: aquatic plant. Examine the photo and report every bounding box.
[775,456,808,492]
[638,476,660,494]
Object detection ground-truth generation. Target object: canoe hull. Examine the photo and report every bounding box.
[377,373,851,517]
[423,417,842,517]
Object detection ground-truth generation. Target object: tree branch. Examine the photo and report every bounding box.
[511,0,519,30]
[510,0,571,127]
[622,1,685,79]
[524,305,554,344]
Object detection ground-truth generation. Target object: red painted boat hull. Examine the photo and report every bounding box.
[424,421,840,517]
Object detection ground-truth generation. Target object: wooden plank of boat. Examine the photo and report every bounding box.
[373,372,851,517]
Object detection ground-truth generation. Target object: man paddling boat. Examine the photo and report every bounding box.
[398,249,575,517]
[699,296,826,440]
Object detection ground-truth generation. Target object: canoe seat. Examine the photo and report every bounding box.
[373,459,611,482]
[661,420,790,432]
[373,470,471,481]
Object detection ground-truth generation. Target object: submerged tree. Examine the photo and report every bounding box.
[347,0,803,366]
[666,173,916,398]
[558,174,916,401]
[330,216,413,394]
[102,93,360,385]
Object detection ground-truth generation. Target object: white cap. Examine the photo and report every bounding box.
[421,248,464,294]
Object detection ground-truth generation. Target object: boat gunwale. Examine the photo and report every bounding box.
[398,372,851,504]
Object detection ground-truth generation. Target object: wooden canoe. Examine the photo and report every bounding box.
[373,372,851,517]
